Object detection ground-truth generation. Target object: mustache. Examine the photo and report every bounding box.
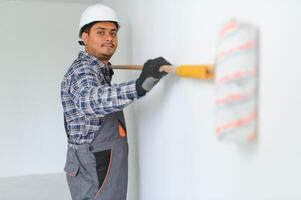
[101,43,115,47]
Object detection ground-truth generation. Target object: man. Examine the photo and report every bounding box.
[61,4,170,200]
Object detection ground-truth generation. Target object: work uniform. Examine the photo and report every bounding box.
[61,51,138,200]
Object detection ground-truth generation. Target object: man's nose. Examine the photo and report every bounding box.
[105,33,113,41]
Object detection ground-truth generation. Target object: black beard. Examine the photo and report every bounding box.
[98,53,112,63]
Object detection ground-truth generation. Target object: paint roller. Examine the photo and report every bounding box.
[110,19,259,143]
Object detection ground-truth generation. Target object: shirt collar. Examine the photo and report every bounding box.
[78,50,105,66]
[78,51,114,80]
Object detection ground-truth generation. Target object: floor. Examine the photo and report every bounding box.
[0,173,71,200]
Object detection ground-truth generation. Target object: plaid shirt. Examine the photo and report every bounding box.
[61,51,138,144]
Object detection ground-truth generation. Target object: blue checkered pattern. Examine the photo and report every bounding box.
[61,51,138,144]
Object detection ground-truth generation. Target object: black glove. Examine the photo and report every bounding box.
[136,57,171,97]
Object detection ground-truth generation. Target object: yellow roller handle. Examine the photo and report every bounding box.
[110,64,214,79]
[176,65,214,79]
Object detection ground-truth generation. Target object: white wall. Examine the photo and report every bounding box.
[104,0,301,199]
[0,0,81,177]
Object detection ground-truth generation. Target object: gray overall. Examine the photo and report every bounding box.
[64,111,128,200]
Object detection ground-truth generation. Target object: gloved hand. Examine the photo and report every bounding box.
[135,57,171,97]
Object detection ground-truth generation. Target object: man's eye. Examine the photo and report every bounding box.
[97,31,105,35]
[111,32,117,37]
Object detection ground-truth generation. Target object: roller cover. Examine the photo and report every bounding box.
[215,19,259,143]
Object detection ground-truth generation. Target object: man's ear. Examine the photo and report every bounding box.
[81,32,88,45]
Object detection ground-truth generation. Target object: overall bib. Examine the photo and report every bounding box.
[64,111,128,200]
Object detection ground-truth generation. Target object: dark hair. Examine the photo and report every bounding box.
[79,21,120,37]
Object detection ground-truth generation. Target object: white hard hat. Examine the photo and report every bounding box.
[78,4,119,38]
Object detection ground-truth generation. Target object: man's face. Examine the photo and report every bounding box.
[82,21,118,63]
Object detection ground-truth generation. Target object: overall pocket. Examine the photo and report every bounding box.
[118,119,127,138]
[64,161,82,200]
[64,149,98,200]
[94,149,112,198]
[64,162,80,177]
